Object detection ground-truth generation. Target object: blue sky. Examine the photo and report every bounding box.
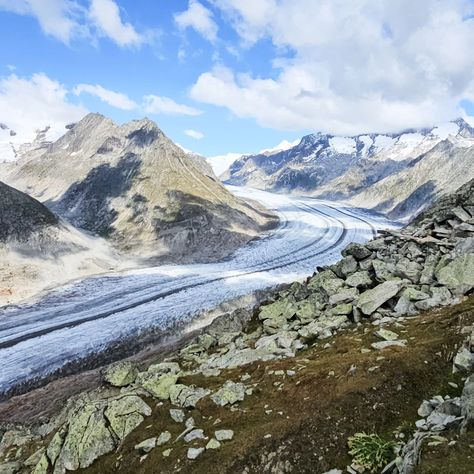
[0,0,473,158]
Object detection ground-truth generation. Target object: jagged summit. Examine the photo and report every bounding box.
[1,113,276,263]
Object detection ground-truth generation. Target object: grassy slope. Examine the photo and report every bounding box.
[75,296,474,474]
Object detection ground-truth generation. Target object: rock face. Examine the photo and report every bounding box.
[0,181,58,243]
[1,113,276,263]
[224,119,474,220]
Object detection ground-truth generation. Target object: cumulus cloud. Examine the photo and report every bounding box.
[184,129,204,139]
[143,95,202,116]
[0,0,149,47]
[74,83,137,110]
[175,0,218,42]
[0,73,87,161]
[192,0,474,134]
[0,0,85,43]
[88,0,144,47]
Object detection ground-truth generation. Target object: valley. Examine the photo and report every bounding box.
[0,186,389,397]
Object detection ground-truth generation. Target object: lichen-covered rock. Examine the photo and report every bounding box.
[357,280,403,315]
[461,374,474,432]
[169,384,210,408]
[46,429,65,466]
[187,447,204,460]
[332,255,358,278]
[328,288,358,306]
[258,299,297,322]
[298,315,348,341]
[211,381,246,406]
[139,373,178,400]
[307,270,344,296]
[346,271,373,289]
[31,453,49,474]
[435,253,474,294]
[372,260,396,282]
[57,404,115,471]
[102,361,138,387]
[104,395,152,440]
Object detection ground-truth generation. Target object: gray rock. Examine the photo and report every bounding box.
[371,340,406,350]
[105,395,152,440]
[102,361,138,387]
[211,381,246,406]
[307,270,344,296]
[374,328,399,341]
[346,271,373,288]
[298,315,349,341]
[215,429,234,441]
[157,431,171,446]
[372,260,396,281]
[184,429,206,442]
[436,253,474,294]
[453,347,474,373]
[342,243,372,260]
[333,256,358,278]
[187,447,205,460]
[135,437,157,453]
[331,303,353,316]
[169,384,210,408]
[140,373,178,400]
[417,401,434,418]
[170,408,185,423]
[0,462,23,474]
[31,454,49,474]
[328,288,358,306]
[357,280,403,315]
[57,403,116,471]
[395,258,422,283]
[461,374,474,432]
[206,438,221,450]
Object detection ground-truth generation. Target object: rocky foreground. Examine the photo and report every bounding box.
[1,179,474,473]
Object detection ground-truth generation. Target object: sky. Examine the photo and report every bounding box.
[0,0,474,159]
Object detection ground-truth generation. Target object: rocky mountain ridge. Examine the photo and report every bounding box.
[224,119,474,220]
[0,114,276,263]
[2,179,473,473]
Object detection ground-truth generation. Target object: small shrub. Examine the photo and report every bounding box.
[348,432,397,473]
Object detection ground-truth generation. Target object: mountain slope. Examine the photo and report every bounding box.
[224,119,474,220]
[1,114,276,263]
[0,181,118,306]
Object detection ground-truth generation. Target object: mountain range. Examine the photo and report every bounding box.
[223,119,474,220]
[1,114,276,263]
[0,114,276,305]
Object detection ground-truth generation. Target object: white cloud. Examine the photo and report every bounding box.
[0,73,87,161]
[143,95,202,116]
[88,0,144,47]
[0,0,149,47]
[74,83,137,110]
[175,0,218,42]
[185,129,204,139]
[192,0,474,134]
[0,0,85,43]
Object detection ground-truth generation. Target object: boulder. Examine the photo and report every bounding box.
[346,271,373,289]
[169,384,210,408]
[435,254,474,294]
[211,381,246,406]
[371,340,406,350]
[140,373,178,400]
[357,280,403,315]
[453,347,474,373]
[259,299,297,321]
[102,361,138,387]
[332,256,358,278]
[328,288,358,306]
[372,260,396,282]
[307,270,344,296]
[298,315,348,341]
[57,404,115,471]
[104,395,152,440]
[395,258,422,283]
[32,454,49,474]
[342,243,372,260]
[169,409,185,423]
[331,303,353,316]
[374,328,399,341]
